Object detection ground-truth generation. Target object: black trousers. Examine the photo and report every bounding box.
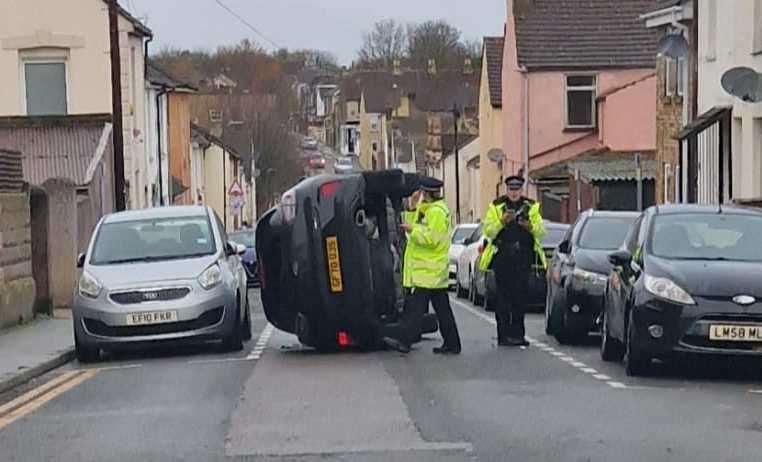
[402,288,461,350]
[494,273,529,341]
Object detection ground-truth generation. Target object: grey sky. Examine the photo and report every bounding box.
[128,0,505,64]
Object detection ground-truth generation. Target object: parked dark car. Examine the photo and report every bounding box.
[601,204,762,376]
[546,210,639,343]
[229,229,258,287]
[256,170,436,350]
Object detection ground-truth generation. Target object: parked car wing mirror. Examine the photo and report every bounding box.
[77,253,86,269]
[558,240,570,254]
[608,249,632,267]
[235,243,247,256]
[463,237,473,246]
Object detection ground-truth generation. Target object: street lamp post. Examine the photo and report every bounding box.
[452,104,461,224]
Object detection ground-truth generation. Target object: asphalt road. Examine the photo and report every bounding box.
[2,291,762,461]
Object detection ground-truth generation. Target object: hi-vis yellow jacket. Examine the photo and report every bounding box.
[478,198,546,273]
[402,199,451,289]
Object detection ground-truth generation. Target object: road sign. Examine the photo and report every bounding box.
[231,195,244,216]
[228,180,243,197]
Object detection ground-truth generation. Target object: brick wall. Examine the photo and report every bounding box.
[0,193,35,328]
[655,57,684,204]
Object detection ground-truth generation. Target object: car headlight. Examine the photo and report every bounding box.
[644,274,695,305]
[198,263,223,290]
[572,268,607,284]
[78,271,102,299]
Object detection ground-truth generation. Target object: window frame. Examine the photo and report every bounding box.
[20,58,70,116]
[564,73,598,129]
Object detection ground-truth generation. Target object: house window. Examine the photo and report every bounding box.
[209,110,223,122]
[565,75,597,128]
[676,57,685,96]
[665,57,686,97]
[23,61,67,115]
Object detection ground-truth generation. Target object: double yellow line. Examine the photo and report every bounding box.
[0,369,98,431]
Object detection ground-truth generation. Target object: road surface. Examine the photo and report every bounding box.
[2,291,762,461]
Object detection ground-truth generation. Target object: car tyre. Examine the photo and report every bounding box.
[472,274,485,306]
[600,308,624,362]
[241,295,252,341]
[624,311,650,376]
[456,275,468,299]
[554,310,585,345]
[223,301,244,352]
[75,332,100,363]
[544,289,557,335]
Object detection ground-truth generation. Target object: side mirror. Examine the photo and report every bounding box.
[463,237,473,246]
[608,249,632,267]
[558,240,570,254]
[77,253,86,268]
[235,243,247,256]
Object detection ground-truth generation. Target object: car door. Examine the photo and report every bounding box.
[608,215,644,341]
[213,212,245,315]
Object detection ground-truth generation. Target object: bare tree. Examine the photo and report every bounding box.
[407,20,462,69]
[357,19,407,69]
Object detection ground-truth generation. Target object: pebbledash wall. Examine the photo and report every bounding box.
[0,192,35,328]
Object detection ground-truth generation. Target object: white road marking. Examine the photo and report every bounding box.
[451,297,630,389]
[185,323,275,364]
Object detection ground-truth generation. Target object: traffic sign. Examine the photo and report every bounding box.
[228,180,243,197]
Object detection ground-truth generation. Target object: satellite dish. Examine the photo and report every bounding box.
[721,67,762,103]
[487,148,506,163]
[656,33,689,59]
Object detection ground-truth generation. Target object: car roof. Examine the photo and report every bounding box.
[583,210,641,219]
[104,206,210,224]
[651,203,762,216]
[456,223,478,229]
[545,222,570,230]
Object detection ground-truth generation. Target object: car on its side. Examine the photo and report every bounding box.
[229,228,258,287]
[73,206,251,362]
[601,204,762,376]
[546,210,639,343]
[449,223,479,289]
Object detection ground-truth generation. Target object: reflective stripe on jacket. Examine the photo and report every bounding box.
[402,199,451,289]
[478,199,546,272]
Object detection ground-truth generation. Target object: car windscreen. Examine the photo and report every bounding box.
[578,216,636,250]
[650,213,762,261]
[542,227,567,248]
[452,226,477,244]
[90,215,216,265]
[229,231,255,248]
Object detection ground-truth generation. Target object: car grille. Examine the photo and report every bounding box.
[84,307,224,337]
[109,288,191,305]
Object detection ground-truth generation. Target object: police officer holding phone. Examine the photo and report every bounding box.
[479,174,546,346]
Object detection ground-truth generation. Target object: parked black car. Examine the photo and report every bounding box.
[546,210,638,343]
[601,204,762,376]
[256,170,436,350]
[229,229,258,287]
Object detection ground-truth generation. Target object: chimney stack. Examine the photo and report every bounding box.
[428,59,437,75]
[393,59,402,76]
[463,58,473,75]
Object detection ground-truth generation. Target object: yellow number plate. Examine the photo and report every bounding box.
[325,236,343,293]
[709,324,762,342]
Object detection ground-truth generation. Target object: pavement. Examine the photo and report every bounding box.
[3,290,762,461]
[0,314,74,394]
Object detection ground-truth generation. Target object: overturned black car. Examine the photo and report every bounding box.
[256,170,436,350]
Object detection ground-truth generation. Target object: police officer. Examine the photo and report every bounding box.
[385,176,462,355]
[479,174,545,346]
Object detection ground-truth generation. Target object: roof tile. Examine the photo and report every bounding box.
[483,37,504,108]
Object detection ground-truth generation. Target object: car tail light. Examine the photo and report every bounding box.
[337,331,352,346]
[319,181,340,199]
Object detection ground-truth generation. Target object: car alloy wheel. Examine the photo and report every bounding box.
[624,311,651,376]
[600,308,624,362]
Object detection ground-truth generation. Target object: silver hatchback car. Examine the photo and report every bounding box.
[73,206,251,362]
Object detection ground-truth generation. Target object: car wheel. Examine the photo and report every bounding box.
[242,295,253,341]
[624,311,650,376]
[600,308,624,362]
[544,288,556,335]
[223,300,244,352]
[472,274,485,306]
[75,332,100,363]
[554,309,584,345]
[456,276,468,299]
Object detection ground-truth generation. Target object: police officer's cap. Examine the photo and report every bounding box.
[505,175,525,191]
[419,176,444,192]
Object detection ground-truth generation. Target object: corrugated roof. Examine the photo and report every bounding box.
[515,0,660,69]
[484,36,505,108]
[0,149,23,193]
[0,115,113,187]
[569,155,657,181]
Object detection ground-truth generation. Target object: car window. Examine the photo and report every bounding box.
[452,226,477,244]
[213,211,229,244]
[578,216,638,250]
[90,215,216,265]
[229,231,255,248]
[625,215,644,253]
[650,213,762,261]
[542,227,567,247]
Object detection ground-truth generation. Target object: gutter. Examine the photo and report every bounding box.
[156,86,170,206]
